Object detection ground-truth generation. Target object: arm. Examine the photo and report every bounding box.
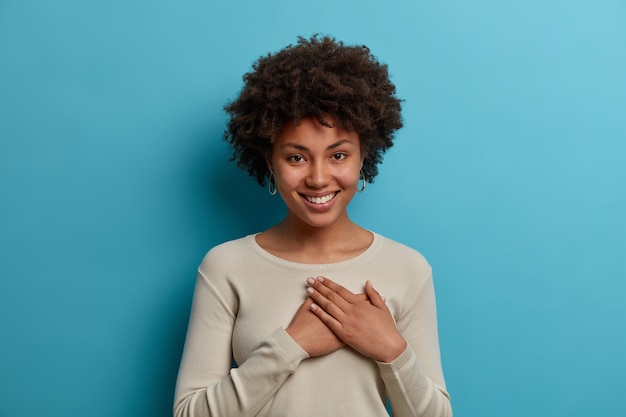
[378,273,452,417]
[173,269,309,417]
[306,274,452,417]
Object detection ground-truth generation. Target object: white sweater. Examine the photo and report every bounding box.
[174,233,452,417]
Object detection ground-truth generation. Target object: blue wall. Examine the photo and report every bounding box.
[1,1,625,416]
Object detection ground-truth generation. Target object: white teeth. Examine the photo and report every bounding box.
[305,193,336,204]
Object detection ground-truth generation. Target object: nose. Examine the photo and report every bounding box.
[305,160,330,188]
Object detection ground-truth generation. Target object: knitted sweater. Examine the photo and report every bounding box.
[174,233,452,417]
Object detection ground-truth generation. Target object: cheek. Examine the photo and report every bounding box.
[338,167,362,187]
[273,168,300,190]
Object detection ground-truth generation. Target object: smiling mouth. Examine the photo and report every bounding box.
[302,192,337,205]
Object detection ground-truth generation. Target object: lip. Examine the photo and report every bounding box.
[299,191,339,210]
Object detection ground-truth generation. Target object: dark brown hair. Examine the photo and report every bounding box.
[224,35,403,186]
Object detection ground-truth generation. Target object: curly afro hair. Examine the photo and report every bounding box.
[223,35,403,186]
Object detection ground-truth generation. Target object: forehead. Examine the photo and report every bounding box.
[275,117,360,147]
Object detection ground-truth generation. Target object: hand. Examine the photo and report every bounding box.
[306,276,407,363]
[285,297,345,357]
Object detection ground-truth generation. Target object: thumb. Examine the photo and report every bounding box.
[365,280,386,307]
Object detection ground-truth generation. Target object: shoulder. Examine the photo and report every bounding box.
[365,234,435,313]
[204,235,252,257]
[198,235,256,275]
[374,233,432,272]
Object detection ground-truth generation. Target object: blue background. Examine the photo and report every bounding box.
[1,1,625,416]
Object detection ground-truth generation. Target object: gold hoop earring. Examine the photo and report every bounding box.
[357,170,366,192]
[268,171,277,195]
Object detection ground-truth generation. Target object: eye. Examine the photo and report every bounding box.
[288,154,305,163]
[332,152,347,161]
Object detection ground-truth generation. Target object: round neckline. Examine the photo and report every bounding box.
[246,232,383,271]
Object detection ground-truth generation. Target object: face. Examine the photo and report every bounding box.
[269,117,364,230]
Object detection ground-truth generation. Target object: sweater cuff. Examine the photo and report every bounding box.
[273,327,310,365]
[376,342,416,374]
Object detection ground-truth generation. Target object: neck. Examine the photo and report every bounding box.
[256,212,373,264]
[267,212,370,259]
[281,210,353,239]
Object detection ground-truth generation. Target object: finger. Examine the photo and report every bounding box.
[310,302,343,333]
[309,276,358,303]
[306,277,350,310]
[365,280,387,308]
[306,284,346,320]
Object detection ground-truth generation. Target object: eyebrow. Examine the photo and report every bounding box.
[280,139,355,151]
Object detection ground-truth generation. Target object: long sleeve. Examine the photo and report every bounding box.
[173,234,451,417]
[173,264,309,417]
[377,270,452,417]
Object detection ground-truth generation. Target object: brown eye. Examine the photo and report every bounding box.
[332,153,347,161]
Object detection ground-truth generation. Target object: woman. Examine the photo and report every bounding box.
[174,35,452,417]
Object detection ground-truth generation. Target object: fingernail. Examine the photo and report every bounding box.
[310,303,318,311]
[316,276,324,282]
[307,277,315,285]
[381,296,386,303]
[306,287,314,295]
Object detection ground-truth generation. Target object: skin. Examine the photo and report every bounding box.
[256,116,407,363]
[307,277,407,363]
